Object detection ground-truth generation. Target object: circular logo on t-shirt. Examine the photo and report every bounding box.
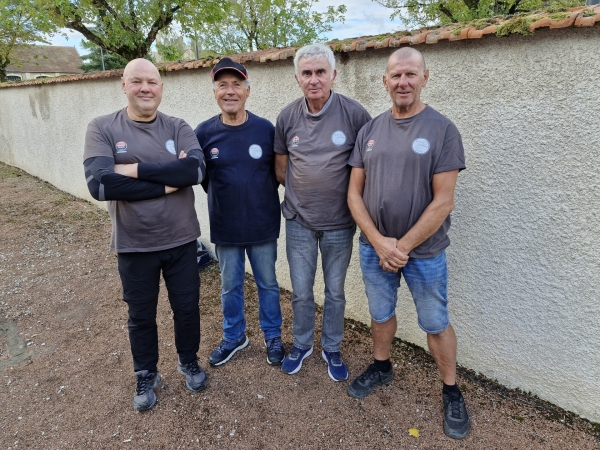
[115,141,127,153]
[165,139,176,155]
[249,144,262,159]
[332,130,346,146]
[210,148,219,159]
[412,138,430,155]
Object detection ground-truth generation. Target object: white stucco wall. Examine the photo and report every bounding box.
[0,27,598,422]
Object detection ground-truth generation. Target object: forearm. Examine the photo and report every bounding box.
[84,156,167,201]
[137,156,205,188]
[275,154,288,186]
[397,200,454,254]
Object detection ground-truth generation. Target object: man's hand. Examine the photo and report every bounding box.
[114,163,139,178]
[373,236,409,273]
[179,150,187,159]
[165,186,178,194]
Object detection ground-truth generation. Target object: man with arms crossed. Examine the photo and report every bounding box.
[347,47,469,439]
[83,58,207,411]
[194,58,284,367]
[275,43,371,381]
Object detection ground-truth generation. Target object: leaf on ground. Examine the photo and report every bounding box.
[408,428,420,438]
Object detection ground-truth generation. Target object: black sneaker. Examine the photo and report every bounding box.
[442,390,470,439]
[177,358,207,392]
[348,363,394,399]
[264,337,285,365]
[133,370,161,411]
[208,336,249,366]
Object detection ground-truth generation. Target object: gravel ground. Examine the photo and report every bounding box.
[0,162,598,449]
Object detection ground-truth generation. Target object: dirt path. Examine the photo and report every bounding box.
[0,163,598,449]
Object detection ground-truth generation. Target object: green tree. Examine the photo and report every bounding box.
[44,0,228,61]
[374,0,582,26]
[195,0,347,54]
[0,0,56,82]
[155,30,185,62]
[79,39,128,72]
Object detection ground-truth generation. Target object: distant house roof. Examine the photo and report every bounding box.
[7,46,83,74]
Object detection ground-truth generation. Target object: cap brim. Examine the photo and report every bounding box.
[212,67,248,80]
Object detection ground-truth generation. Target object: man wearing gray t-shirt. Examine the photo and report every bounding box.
[347,48,469,439]
[274,43,371,381]
[83,59,207,412]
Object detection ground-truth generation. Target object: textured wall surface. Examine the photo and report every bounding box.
[1,27,598,421]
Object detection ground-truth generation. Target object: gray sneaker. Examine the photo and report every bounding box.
[443,389,469,439]
[133,370,161,411]
[348,364,394,399]
[177,358,207,392]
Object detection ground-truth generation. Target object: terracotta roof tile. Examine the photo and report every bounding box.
[2,6,598,89]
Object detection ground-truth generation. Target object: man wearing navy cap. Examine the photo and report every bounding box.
[194,58,285,367]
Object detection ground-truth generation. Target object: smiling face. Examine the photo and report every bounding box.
[295,56,336,113]
[213,71,250,120]
[383,50,429,119]
[121,59,163,121]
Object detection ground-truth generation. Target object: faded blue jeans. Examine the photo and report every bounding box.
[215,241,282,343]
[285,220,355,352]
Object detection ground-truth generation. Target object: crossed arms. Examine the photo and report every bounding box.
[84,149,205,202]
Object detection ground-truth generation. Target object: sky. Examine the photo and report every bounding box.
[47,0,404,54]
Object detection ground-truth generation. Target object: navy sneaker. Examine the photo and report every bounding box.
[321,350,348,381]
[265,337,285,365]
[443,389,470,439]
[177,358,207,392]
[133,370,161,411]
[281,346,313,374]
[348,363,394,399]
[208,336,249,366]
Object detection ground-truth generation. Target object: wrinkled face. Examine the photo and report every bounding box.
[213,72,250,116]
[295,57,336,104]
[121,62,163,119]
[383,53,429,113]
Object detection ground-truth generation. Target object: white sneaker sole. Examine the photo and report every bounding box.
[282,347,313,374]
[211,336,249,366]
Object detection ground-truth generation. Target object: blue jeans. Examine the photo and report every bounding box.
[359,237,450,334]
[285,220,355,352]
[215,241,282,343]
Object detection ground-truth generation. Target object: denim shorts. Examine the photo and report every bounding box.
[358,236,449,334]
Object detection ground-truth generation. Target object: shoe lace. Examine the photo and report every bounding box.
[447,395,464,419]
[358,364,379,383]
[185,360,202,376]
[327,352,342,365]
[136,375,153,395]
[267,338,283,353]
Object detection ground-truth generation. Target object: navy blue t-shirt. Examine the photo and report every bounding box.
[195,111,281,246]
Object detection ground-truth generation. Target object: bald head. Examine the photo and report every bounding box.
[387,47,426,73]
[121,58,164,121]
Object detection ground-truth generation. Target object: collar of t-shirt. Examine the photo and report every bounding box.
[303,90,334,117]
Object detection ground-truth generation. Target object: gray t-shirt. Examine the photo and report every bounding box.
[83,108,201,253]
[349,106,466,258]
[274,91,371,230]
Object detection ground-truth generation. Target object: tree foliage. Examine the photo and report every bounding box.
[194,0,347,54]
[79,39,128,72]
[374,0,583,26]
[0,0,56,82]
[44,0,229,61]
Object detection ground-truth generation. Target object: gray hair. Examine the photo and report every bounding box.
[294,43,335,77]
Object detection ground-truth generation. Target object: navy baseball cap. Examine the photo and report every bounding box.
[210,57,248,81]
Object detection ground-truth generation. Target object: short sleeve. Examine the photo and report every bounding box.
[434,122,466,174]
[83,119,113,161]
[348,125,367,169]
[176,120,202,153]
[273,113,289,155]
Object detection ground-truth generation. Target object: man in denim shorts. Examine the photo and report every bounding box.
[347,47,469,439]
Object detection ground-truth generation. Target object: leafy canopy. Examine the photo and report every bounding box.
[194,0,347,54]
[373,0,583,26]
[44,0,229,61]
[78,39,128,72]
[0,0,57,82]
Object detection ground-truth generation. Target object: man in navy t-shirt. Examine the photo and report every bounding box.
[195,58,284,367]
